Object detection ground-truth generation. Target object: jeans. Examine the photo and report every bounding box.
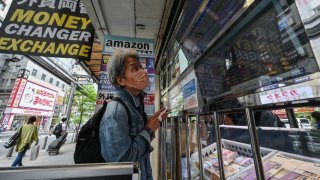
[12,146,28,167]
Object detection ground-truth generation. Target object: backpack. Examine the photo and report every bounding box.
[52,123,62,135]
[73,97,131,164]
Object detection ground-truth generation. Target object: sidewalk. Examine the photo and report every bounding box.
[0,142,75,167]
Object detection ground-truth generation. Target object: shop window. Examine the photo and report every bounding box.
[15,65,21,73]
[31,69,37,76]
[41,74,46,81]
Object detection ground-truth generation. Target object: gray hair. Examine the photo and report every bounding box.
[107,49,139,89]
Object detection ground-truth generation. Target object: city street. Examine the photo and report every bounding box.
[0,131,76,167]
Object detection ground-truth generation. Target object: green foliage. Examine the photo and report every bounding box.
[71,85,97,125]
[295,112,316,128]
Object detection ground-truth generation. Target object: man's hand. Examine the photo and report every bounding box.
[145,108,168,132]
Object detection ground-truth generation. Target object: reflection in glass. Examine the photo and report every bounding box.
[195,1,320,99]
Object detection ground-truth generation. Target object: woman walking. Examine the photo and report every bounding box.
[11,116,39,167]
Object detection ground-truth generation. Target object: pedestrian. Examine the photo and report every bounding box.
[51,118,67,139]
[61,118,67,134]
[311,111,320,129]
[11,116,39,167]
[99,49,168,180]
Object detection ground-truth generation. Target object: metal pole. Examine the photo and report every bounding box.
[286,108,299,128]
[41,136,48,149]
[245,108,265,180]
[65,82,76,123]
[196,114,204,180]
[185,115,191,180]
[213,112,225,180]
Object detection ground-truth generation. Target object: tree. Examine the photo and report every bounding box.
[71,85,97,125]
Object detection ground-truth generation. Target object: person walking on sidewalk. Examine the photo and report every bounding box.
[52,118,67,139]
[12,116,39,167]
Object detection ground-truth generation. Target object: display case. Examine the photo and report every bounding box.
[158,0,320,179]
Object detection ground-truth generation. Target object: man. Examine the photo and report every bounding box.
[99,50,167,180]
[12,116,39,166]
[52,118,67,139]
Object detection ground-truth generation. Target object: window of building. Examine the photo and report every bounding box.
[49,78,53,84]
[62,84,65,90]
[41,74,46,81]
[15,65,21,73]
[56,81,60,87]
[31,69,37,76]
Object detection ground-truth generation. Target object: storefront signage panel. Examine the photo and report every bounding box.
[0,0,94,60]
[104,35,155,57]
[259,86,314,104]
[19,81,57,111]
[8,107,54,116]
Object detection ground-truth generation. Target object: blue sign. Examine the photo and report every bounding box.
[278,20,288,31]
[182,79,196,98]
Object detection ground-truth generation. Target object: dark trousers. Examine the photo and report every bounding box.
[12,146,28,167]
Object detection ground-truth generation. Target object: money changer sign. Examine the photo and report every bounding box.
[0,0,94,60]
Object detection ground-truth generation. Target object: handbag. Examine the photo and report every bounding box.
[30,144,40,161]
[3,126,23,149]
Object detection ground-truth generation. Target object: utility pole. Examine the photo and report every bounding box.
[65,82,77,122]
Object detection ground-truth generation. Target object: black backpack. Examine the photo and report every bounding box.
[52,123,62,135]
[74,97,131,164]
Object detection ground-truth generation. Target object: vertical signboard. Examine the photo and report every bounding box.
[98,35,156,115]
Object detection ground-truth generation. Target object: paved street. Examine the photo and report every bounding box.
[0,132,76,167]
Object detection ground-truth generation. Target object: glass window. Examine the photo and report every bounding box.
[62,84,65,90]
[49,78,53,84]
[41,74,46,81]
[56,81,59,87]
[31,69,37,76]
[195,0,320,100]
[15,65,21,73]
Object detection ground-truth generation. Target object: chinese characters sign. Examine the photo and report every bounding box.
[259,86,314,104]
[0,0,94,60]
[19,81,57,111]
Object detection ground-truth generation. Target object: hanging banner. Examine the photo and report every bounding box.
[0,0,94,60]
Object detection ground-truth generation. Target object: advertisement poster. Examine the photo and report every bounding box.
[19,81,57,111]
[98,35,156,114]
[181,70,198,110]
[0,0,94,60]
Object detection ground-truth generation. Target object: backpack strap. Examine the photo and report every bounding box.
[112,97,132,129]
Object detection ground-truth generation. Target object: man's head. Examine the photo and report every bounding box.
[108,49,149,96]
[61,118,67,122]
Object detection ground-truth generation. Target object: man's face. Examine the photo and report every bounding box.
[117,57,143,95]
